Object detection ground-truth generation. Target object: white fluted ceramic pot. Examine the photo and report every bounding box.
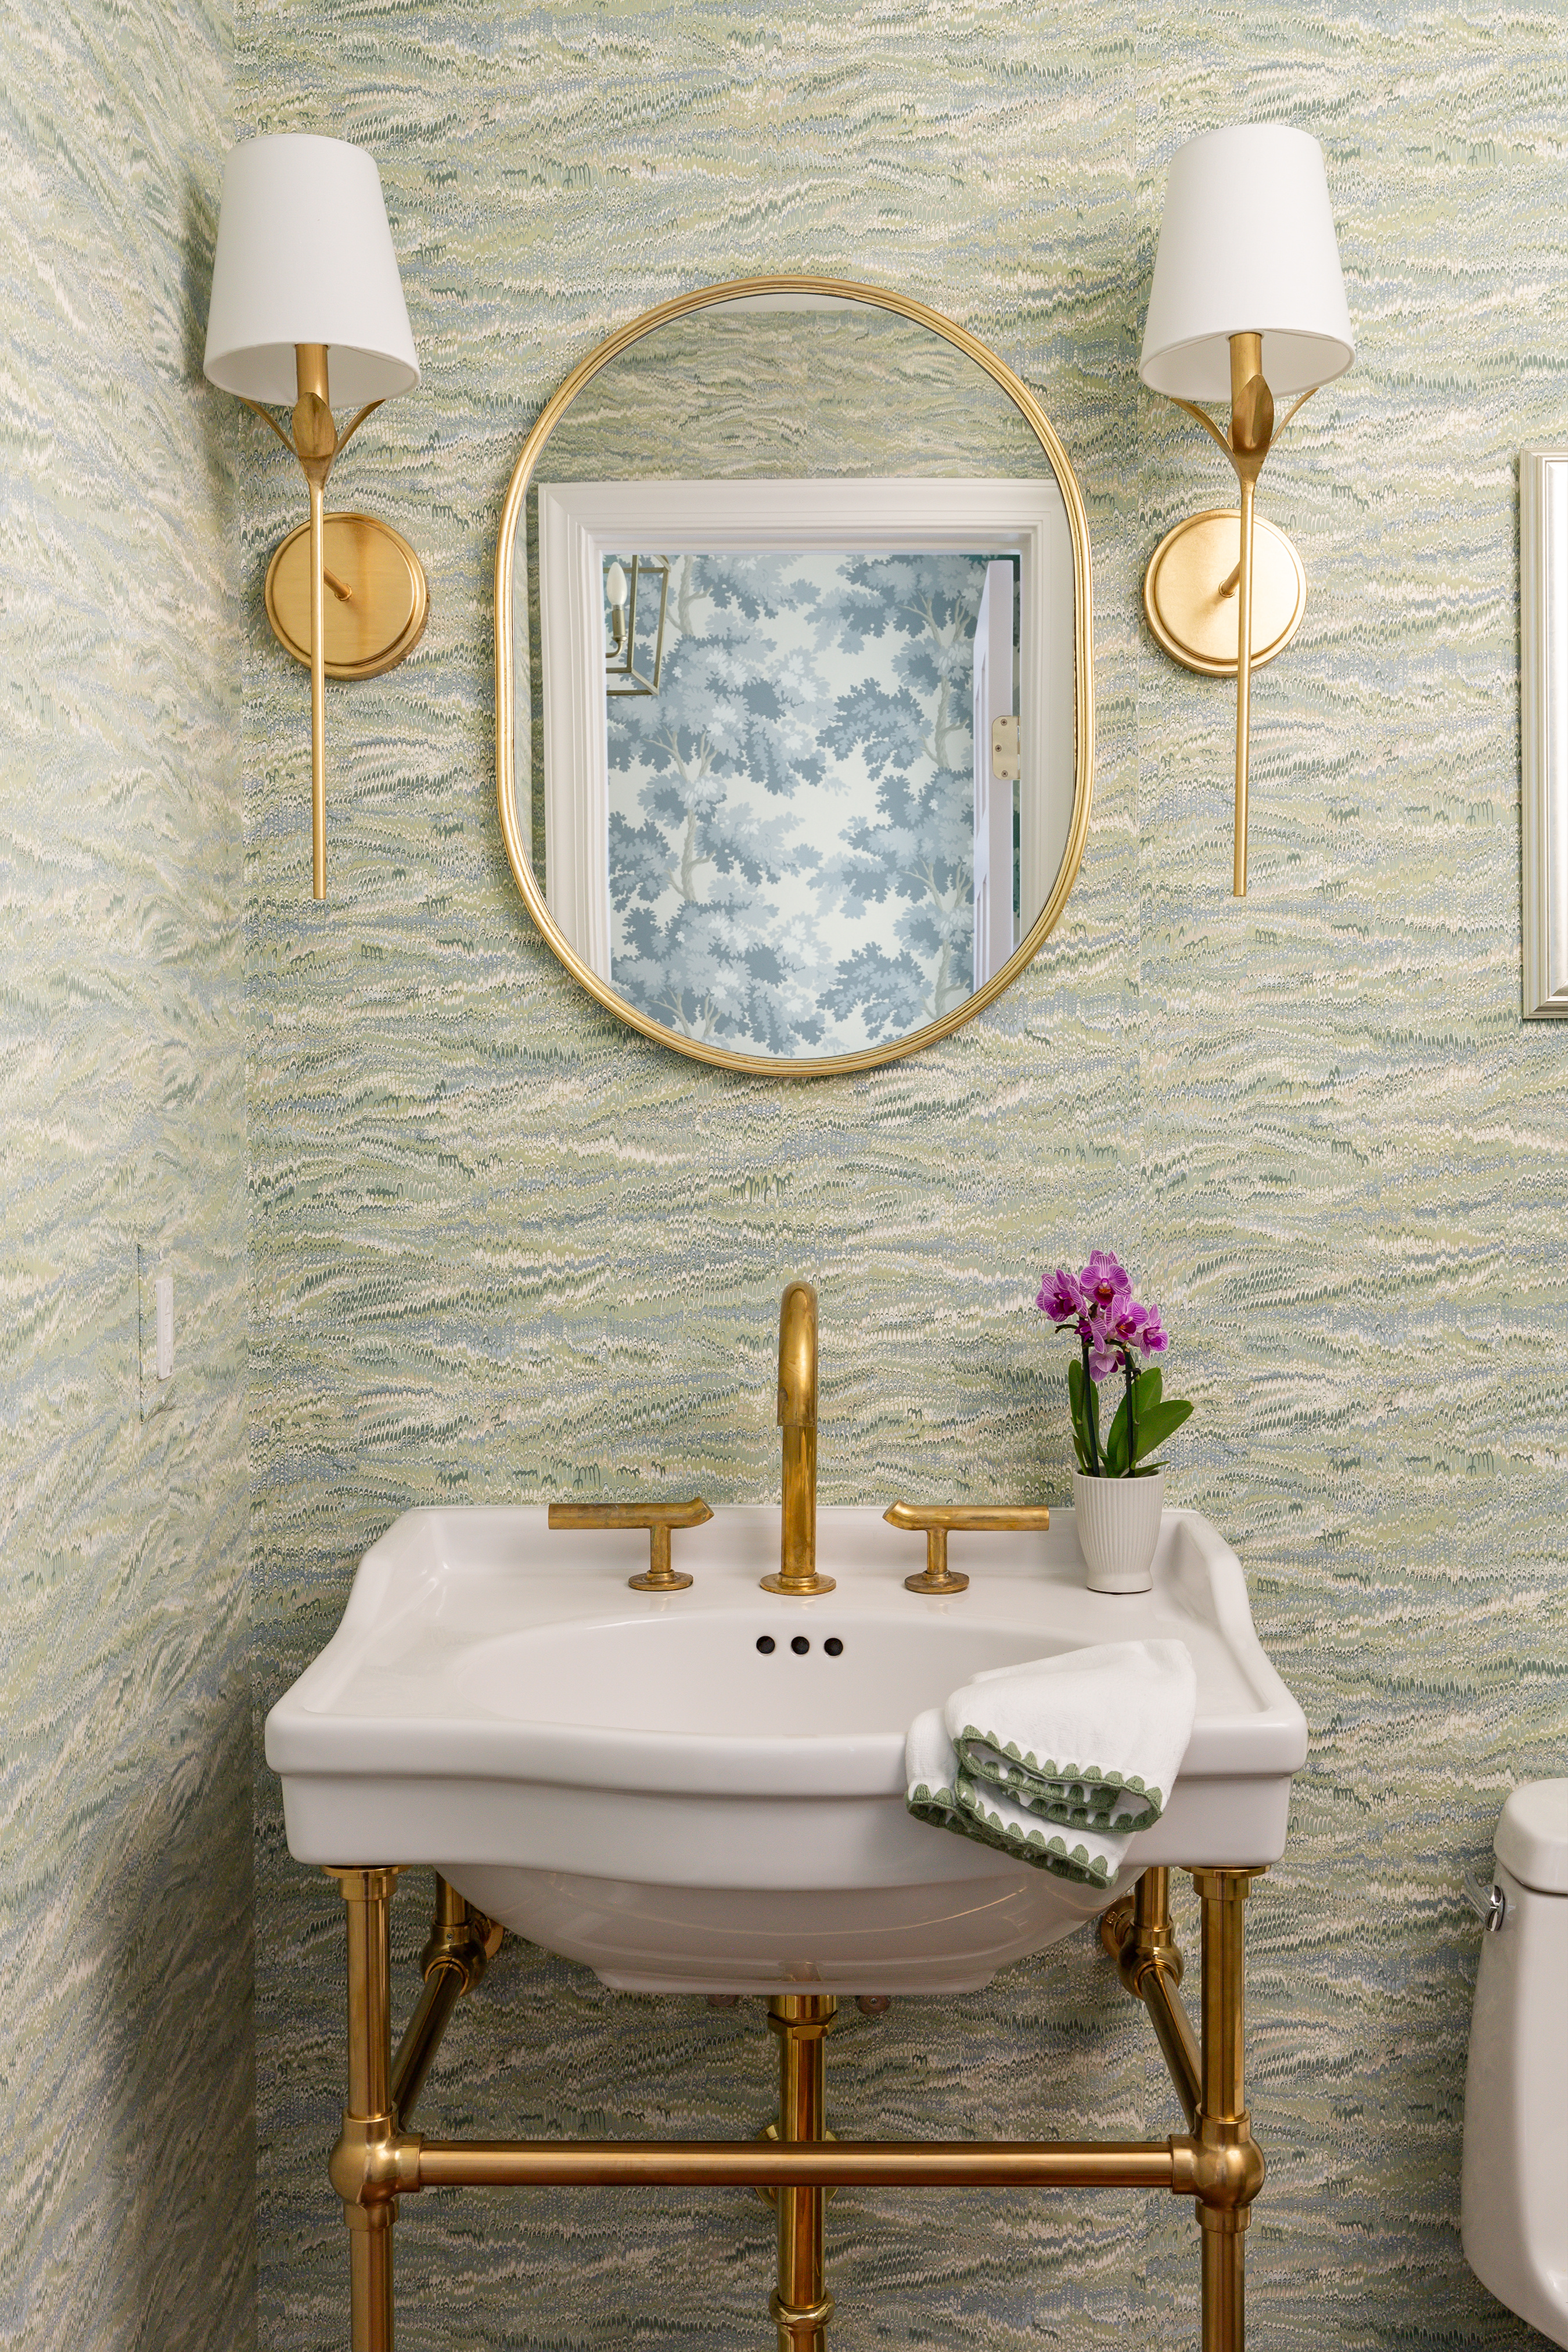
[1071,1469,1164,1593]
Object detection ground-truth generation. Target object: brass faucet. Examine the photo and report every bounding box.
[760,1281,835,1596]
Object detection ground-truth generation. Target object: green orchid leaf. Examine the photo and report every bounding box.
[1130,1397,1193,1464]
[1103,1394,1130,1477]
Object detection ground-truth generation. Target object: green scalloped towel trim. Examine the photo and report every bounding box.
[907,1775,1118,1890]
[954,1722,1163,1832]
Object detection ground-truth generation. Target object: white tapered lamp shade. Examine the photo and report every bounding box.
[203,133,419,406]
[1139,124,1353,401]
[203,134,422,905]
[1139,125,1353,902]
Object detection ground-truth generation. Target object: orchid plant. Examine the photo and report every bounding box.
[1038,1251,1193,1479]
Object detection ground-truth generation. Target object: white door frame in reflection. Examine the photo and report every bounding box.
[536,477,1076,984]
[494,274,1094,1078]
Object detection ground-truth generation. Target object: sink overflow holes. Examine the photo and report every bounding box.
[754,1635,845,1656]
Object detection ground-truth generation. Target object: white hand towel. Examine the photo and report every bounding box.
[905,1707,1127,1890]
[905,1639,1197,1892]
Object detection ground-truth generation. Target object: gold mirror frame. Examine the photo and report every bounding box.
[494,275,1094,1077]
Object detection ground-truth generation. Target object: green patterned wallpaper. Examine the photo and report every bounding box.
[1,1,253,2348]
[236,5,1563,2350]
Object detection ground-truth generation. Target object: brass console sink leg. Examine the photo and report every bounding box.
[1191,1868,1267,2352]
[327,1867,404,2352]
[767,1994,837,2352]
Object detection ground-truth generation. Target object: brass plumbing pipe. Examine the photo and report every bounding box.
[391,1875,503,2127]
[1101,1867,1202,2130]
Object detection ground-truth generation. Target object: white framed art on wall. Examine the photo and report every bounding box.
[1520,447,1568,1016]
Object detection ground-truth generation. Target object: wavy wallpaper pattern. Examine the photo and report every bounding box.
[1,0,253,2347]
[229,2,1558,2348]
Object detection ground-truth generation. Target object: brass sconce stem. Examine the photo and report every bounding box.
[295,343,338,904]
[1232,466,1257,898]
[1225,331,1270,901]
[308,472,327,898]
[1153,335,1318,900]
[239,350,390,902]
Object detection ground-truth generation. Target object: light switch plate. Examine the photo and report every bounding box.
[137,1241,172,1419]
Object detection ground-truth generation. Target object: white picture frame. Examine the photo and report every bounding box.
[533,477,1076,980]
[1520,448,1568,1017]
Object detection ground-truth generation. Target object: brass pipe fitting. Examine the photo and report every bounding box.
[392,1873,504,2125]
[1186,2121,1267,2213]
[329,2114,425,2209]
[1102,1868,1202,2130]
[419,1872,504,1991]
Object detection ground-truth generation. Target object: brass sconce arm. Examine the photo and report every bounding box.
[1139,124,1353,901]
[1159,333,1318,899]
[239,345,385,902]
[204,134,426,905]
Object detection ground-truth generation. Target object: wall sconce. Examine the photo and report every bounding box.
[1139,125,1354,896]
[604,556,670,697]
[203,134,426,900]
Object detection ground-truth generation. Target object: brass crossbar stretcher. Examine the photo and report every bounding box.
[325,1860,1268,2352]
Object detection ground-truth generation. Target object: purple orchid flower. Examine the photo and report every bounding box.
[1037,1267,1087,1325]
[1081,1250,1131,1317]
[1037,1250,1192,1479]
[1136,1304,1169,1356]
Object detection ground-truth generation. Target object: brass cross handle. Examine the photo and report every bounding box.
[548,1498,714,1591]
[883,1501,1052,1596]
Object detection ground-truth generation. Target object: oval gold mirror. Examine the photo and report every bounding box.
[495,276,1093,1076]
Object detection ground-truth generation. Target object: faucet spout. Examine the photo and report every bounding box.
[761,1282,835,1596]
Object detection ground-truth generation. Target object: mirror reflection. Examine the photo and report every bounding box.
[497,286,1092,1073]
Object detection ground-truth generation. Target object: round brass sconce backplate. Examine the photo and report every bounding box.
[1143,507,1306,677]
[264,510,429,679]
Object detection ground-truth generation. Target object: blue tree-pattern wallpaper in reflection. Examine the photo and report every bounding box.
[605,550,1003,1058]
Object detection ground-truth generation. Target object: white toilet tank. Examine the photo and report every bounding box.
[1461,1779,1568,2349]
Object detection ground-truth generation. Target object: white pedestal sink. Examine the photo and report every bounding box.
[267,1505,1306,1995]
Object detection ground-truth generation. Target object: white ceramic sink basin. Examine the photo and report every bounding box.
[267,1505,1306,1994]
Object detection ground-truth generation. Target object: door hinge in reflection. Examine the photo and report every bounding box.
[991,714,1020,781]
